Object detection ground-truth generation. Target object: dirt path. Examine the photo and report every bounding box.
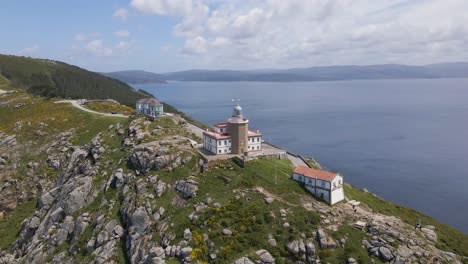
[55,100,129,118]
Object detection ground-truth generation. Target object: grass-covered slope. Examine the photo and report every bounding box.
[0,54,150,106]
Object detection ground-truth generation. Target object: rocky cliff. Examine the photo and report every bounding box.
[0,83,467,264]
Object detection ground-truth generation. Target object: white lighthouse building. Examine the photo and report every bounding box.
[203,104,262,155]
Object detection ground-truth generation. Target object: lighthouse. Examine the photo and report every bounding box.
[228,104,249,155]
[202,103,262,155]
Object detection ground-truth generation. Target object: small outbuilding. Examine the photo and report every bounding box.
[292,166,344,205]
[136,98,163,117]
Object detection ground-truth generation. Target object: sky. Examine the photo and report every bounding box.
[1,0,468,73]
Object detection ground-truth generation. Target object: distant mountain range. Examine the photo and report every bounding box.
[101,70,166,84]
[106,62,468,83]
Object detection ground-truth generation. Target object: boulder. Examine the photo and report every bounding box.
[397,246,413,258]
[60,176,94,215]
[222,228,232,236]
[174,179,198,199]
[131,207,150,234]
[305,240,315,256]
[287,240,300,254]
[179,247,192,258]
[267,238,277,247]
[421,227,437,242]
[183,228,192,240]
[113,225,124,238]
[113,169,125,189]
[256,249,275,264]
[378,246,393,262]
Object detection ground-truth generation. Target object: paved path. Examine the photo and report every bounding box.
[186,123,205,138]
[55,100,128,118]
[286,153,308,167]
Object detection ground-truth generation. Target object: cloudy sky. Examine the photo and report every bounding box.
[1,0,468,72]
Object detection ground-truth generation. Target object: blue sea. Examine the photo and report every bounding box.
[135,78,468,233]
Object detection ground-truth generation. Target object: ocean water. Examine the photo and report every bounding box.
[135,79,468,233]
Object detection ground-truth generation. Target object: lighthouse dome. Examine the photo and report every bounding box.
[232,104,243,117]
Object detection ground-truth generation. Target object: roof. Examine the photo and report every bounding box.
[137,97,163,107]
[214,122,229,128]
[248,130,262,137]
[293,166,338,182]
[203,131,231,140]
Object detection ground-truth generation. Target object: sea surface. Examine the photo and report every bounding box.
[135,79,468,233]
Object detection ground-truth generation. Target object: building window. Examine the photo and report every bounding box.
[257,146,260,150]
[220,128,224,132]
[218,150,221,154]
[224,140,227,145]
[257,138,260,142]
[229,148,231,151]
[219,141,221,146]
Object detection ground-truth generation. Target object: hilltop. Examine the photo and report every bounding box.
[102,70,167,84]
[0,54,153,106]
[0,70,467,263]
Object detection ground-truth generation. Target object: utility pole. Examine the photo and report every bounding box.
[275,157,277,185]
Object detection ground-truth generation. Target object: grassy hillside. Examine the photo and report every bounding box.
[0,54,151,106]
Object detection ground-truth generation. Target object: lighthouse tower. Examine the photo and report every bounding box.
[228,104,249,155]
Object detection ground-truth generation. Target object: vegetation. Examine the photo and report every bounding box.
[344,184,468,256]
[0,198,37,249]
[84,101,134,115]
[0,54,151,106]
[304,158,321,169]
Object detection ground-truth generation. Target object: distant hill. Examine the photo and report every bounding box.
[0,54,152,106]
[161,62,468,82]
[102,70,166,84]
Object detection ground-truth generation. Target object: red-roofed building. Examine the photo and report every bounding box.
[292,166,344,205]
[203,104,262,155]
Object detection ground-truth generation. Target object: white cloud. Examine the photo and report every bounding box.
[72,39,134,57]
[114,30,130,38]
[18,45,40,55]
[182,36,208,54]
[75,32,101,41]
[113,8,129,21]
[130,0,193,16]
[134,0,468,68]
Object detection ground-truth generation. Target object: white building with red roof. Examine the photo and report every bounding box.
[292,166,344,205]
[203,104,262,155]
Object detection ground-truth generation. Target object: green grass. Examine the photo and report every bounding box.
[153,157,322,263]
[0,198,37,250]
[304,158,321,169]
[345,184,468,256]
[84,101,134,115]
[321,225,382,263]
